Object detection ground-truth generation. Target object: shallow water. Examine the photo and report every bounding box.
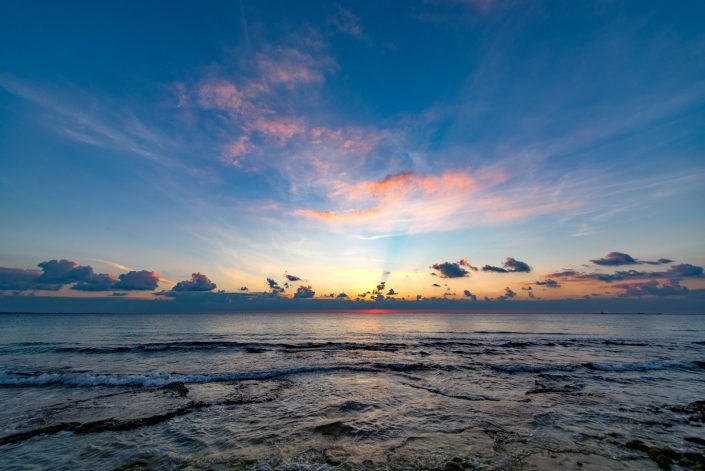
[1,312,704,470]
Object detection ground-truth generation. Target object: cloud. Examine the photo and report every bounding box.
[113,271,160,291]
[432,283,441,287]
[72,273,118,292]
[0,267,59,291]
[536,279,561,288]
[257,47,331,87]
[548,263,704,284]
[482,257,531,273]
[495,286,517,301]
[285,273,303,282]
[336,292,348,298]
[665,263,704,278]
[35,259,94,284]
[646,258,674,265]
[294,285,315,298]
[327,6,364,37]
[614,280,690,297]
[266,277,285,294]
[591,252,638,266]
[291,208,382,221]
[197,81,253,116]
[463,289,477,301]
[248,117,306,145]
[503,257,531,273]
[431,260,471,278]
[0,77,185,171]
[387,288,398,295]
[173,273,217,292]
[591,252,673,266]
[222,136,255,166]
[290,163,570,236]
[0,259,163,292]
[294,169,528,233]
[459,258,478,270]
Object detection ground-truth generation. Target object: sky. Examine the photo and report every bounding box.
[1,0,704,312]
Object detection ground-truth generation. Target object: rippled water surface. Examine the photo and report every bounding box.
[1,312,705,470]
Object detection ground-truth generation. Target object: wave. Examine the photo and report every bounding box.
[584,360,703,372]
[3,337,666,357]
[493,359,704,374]
[0,365,380,388]
[491,363,578,373]
[17,340,406,354]
[473,330,568,335]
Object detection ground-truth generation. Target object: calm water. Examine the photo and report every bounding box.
[1,313,704,470]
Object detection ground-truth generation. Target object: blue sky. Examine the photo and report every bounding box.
[1,0,704,310]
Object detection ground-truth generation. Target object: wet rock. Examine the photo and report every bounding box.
[0,423,80,446]
[313,421,355,437]
[159,381,189,397]
[0,401,212,446]
[686,436,705,447]
[670,400,705,423]
[113,457,149,471]
[526,375,583,395]
[338,400,372,412]
[625,439,705,470]
[442,456,471,471]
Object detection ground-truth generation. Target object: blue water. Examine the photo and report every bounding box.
[0,313,704,469]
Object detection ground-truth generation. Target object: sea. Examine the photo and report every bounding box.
[0,312,704,470]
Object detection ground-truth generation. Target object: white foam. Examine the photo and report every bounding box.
[0,365,378,387]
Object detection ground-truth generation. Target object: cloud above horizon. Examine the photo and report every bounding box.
[0,259,161,293]
[173,273,217,292]
[482,257,532,273]
[431,259,475,278]
[591,252,673,267]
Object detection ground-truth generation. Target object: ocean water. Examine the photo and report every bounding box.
[0,312,704,470]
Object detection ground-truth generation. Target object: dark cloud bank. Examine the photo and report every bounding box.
[0,259,161,292]
[0,252,703,313]
[2,292,703,314]
[591,251,673,267]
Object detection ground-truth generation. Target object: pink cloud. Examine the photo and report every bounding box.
[291,169,570,235]
[257,48,331,86]
[222,136,256,166]
[309,126,381,156]
[197,81,246,112]
[333,170,475,202]
[292,208,382,221]
[249,117,306,145]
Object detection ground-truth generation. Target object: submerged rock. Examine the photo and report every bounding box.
[670,400,705,423]
[313,421,355,437]
[159,381,189,397]
[686,436,705,447]
[338,400,372,412]
[626,439,705,470]
[442,456,472,471]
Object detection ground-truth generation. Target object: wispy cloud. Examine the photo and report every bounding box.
[0,75,185,171]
